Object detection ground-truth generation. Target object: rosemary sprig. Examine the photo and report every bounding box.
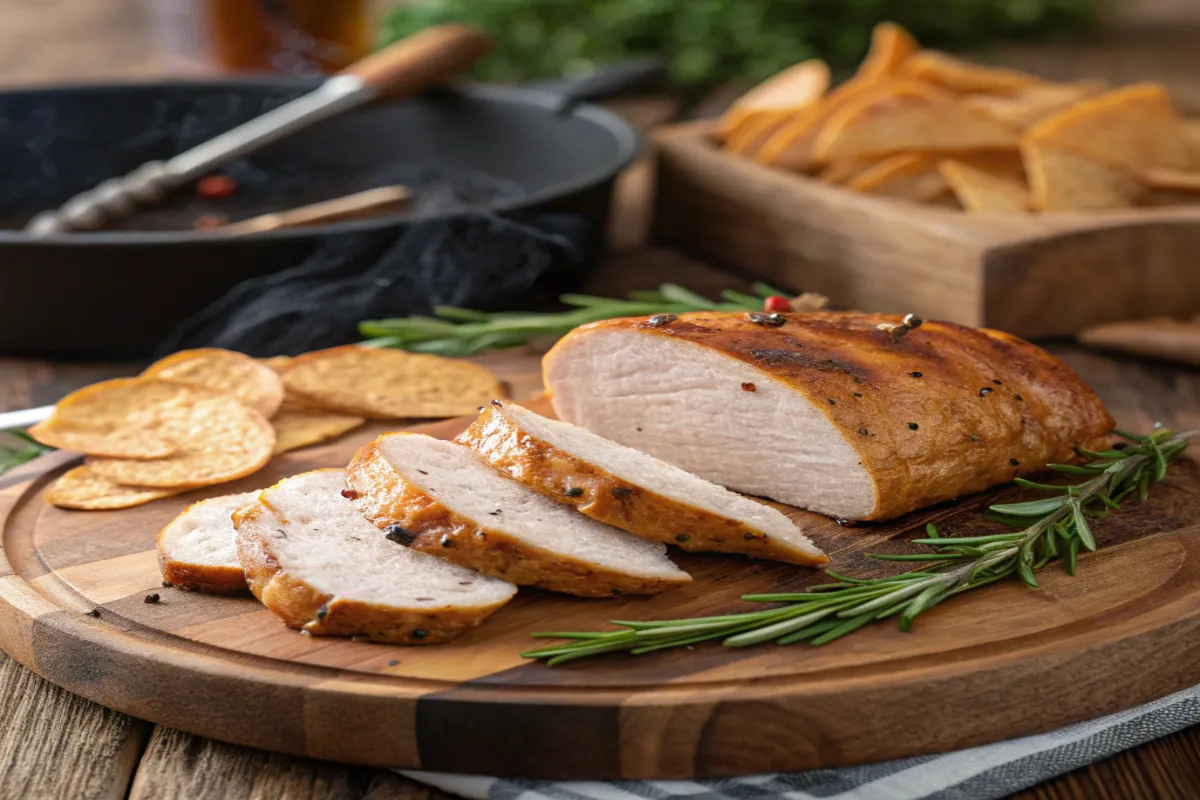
[0,430,52,476]
[358,282,785,357]
[524,427,1197,665]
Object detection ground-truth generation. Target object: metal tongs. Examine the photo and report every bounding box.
[25,24,492,235]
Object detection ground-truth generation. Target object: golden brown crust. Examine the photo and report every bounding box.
[456,405,827,566]
[158,559,246,595]
[232,500,501,644]
[345,438,690,597]
[545,312,1115,521]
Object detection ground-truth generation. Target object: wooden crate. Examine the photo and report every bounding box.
[651,120,1200,339]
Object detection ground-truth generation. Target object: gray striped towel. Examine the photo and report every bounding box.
[400,683,1200,800]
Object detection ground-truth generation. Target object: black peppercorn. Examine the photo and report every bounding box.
[646,314,677,327]
[388,659,399,667]
[384,524,415,546]
[611,487,633,498]
[476,531,487,540]
[969,435,981,442]
[490,399,503,407]
[993,379,1003,385]
[161,581,173,588]
[440,535,453,548]
[980,387,993,397]
[1015,394,1023,402]
[743,532,757,540]
[853,392,863,398]
[746,311,786,327]
[144,593,161,604]
[610,588,622,596]
[565,487,584,498]
[741,382,757,392]
[412,629,429,639]
[908,422,919,430]
[827,398,836,405]
[86,609,100,618]
[1010,458,1020,466]
[910,371,923,378]
[859,427,869,436]
[675,534,691,542]
[316,603,329,620]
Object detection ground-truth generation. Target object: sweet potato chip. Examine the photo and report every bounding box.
[143,348,285,419]
[939,160,1029,213]
[28,378,185,458]
[762,79,948,169]
[88,384,275,488]
[261,355,293,372]
[847,153,947,201]
[899,50,1040,95]
[963,81,1105,131]
[1140,167,1200,193]
[717,59,830,141]
[857,22,919,82]
[279,346,504,419]
[1025,83,1191,173]
[46,466,186,511]
[811,83,1015,162]
[817,158,878,184]
[725,110,793,157]
[271,408,366,455]
[1022,140,1144,211]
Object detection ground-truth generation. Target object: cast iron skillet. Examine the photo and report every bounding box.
[0,62,659,359]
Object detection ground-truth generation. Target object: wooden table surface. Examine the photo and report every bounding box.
[4,0,1200,797]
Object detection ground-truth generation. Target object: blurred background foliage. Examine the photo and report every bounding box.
[380,0,1108,90]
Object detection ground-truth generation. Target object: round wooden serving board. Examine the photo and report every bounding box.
[2,406,1200,779]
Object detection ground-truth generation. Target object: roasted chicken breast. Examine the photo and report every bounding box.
[544,312,1114,521]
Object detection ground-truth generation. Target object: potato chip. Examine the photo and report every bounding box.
[28,378,185,458]
[847,153,947,201]
[1022,140,1144,211]
[46,466,185,511]
[816,158,877,184]
[1025,83,1191,174]
[717,59,830,141]
[88,384,275,488]
[759,78,945,170]
[857,22,919,82]
[143,348,285,419]
[279,346,504,419]
[811,83,1015,162]
[963,81,1105,131]
[271,408,366,455]
[725,110,793,158]
[261,355,293,372]
[899,50,1040,95]
[939,160,1029,213]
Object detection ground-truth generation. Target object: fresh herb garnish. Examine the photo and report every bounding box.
[524,427,1196,665]
[359,282,794,357]
[0,430,52,476]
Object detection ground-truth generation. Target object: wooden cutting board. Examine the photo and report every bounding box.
[2,404,1200,780]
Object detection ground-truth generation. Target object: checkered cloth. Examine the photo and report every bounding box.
[400,683,1200,800]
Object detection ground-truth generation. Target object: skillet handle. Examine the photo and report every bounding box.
[344,24,493,98]
[528,57,670,112]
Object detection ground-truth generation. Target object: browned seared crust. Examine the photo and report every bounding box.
[345,439,688,597]
[545,312,1115,521]
[232,499,502,644]
[158,558,246,595]
[457,405,827,566]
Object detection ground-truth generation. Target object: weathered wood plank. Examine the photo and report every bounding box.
[0,651,148,800]
[127,727,453,800]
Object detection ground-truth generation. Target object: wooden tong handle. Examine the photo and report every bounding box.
[343,24,492,98]
[218,186,411,235]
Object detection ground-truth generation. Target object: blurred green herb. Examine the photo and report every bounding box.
[524,426,1193,665]
[380,0,1106,90]
[0,430,52,476]
[359,281,784,356]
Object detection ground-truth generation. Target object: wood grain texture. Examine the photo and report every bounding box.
[128,726,440,800]
[0,650,149,800]
[651,121,1200,339]
[2,385,1200,779]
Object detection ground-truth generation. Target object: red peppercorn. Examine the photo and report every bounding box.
[196,174,237,200]
[763,295,792,313]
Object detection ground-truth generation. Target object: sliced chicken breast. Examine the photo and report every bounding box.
[157,491,258,594]
[544,311,1114,521]
[458,401,826,565]
[234,469,516,644]
[346,433,691,597]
